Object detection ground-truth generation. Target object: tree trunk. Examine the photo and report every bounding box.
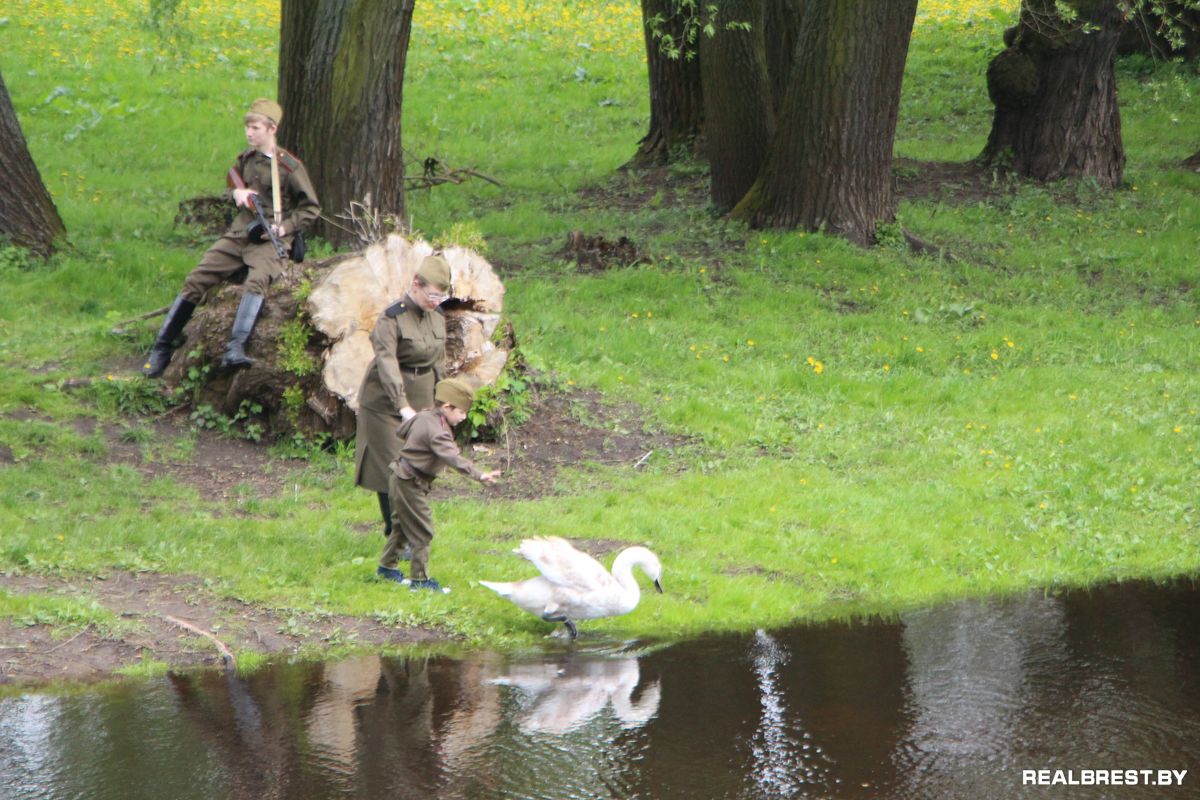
[627,0,705,168]
[1184,148,1200,171]
[763,0,805,113]
[979,0,1125,187]
[277,1,415,247]
[730,0,917,245]
[160,235,508,440]
[700,0,774,210]
[0,70,66,258]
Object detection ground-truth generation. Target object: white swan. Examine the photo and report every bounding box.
[479,537,664,638]
[488,657,662,733]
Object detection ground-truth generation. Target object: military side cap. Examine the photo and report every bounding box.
[435,378,475,412]
[247,97,283,124]
[416,254,452,291]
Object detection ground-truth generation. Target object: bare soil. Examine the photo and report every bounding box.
[1,386,689,686]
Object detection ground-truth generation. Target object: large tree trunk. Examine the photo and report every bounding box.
[626,0,705,167]
[160,235,508,440]
[979,0,1125,187]
[730,0,917,245]
[699,0,774,210]
[0,70,65,258]
[277,1,414,247]
[763,0,805,113]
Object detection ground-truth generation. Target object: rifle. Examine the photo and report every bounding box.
[226,167,288,259]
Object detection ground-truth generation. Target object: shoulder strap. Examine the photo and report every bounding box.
[276,148,300,174]
[384,300,409,318]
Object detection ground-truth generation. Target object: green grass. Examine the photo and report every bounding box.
[1,1,1198,651]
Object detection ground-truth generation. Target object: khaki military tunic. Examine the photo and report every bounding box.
[381,409,484,579]
[181,147,321,302]
[354,297,446,493]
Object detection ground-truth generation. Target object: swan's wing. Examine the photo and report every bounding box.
[515,537,613,590]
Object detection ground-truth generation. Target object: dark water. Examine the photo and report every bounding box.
[2,579,1199,800]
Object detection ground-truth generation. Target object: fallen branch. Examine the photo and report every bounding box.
[633,451,654,469]
[110,305,170,336]
[405,156,502,191]
[40,628,87,654]
[164,614,236,671]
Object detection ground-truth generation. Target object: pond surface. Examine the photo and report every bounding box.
[2,578,1198,800]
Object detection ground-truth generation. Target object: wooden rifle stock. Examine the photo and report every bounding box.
[226,167,287,259]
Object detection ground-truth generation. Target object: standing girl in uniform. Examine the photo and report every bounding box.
[354,255,452,551]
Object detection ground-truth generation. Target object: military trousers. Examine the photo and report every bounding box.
[382,472,435,580]
[180,236,288,303]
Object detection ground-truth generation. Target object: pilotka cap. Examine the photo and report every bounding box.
[247,98,283,124]
[416,254,452,291]
[434,378,475,412]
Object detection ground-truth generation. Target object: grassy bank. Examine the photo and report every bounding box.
[1,0,1198,651]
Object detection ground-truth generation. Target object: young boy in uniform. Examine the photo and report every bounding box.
[142,98,320,378]
[378,378,500,592]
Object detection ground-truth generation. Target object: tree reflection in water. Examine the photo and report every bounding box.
[747,630,834,798]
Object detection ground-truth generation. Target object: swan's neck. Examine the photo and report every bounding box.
[611,548,654,593]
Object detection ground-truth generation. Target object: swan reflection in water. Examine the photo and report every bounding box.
[487,652,662,735]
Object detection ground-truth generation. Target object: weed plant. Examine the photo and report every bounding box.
[1,0,1198,649]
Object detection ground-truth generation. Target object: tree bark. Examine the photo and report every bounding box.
[277,1,415,247]
[979,0,1125,187]
[0,70,66,258]
[700,0,774,210]
[730,0,917,245]
[763,0,805,113]
[627,0,705,167]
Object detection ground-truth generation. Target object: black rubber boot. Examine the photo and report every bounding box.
[377,492,392,538]
[142,295,197,378]
[220,292,264,368]
[377,492,412,559]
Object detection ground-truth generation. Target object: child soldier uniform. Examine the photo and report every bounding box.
[142,98,320,378]
[378,378,500,593]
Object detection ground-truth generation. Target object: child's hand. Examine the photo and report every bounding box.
[480,470,501,484]
[233,187,258,208]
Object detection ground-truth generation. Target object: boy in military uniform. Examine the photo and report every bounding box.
[378,378,500,593]
[142,98,320,378]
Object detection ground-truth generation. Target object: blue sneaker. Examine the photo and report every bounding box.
[408,578,450,594]
[376,565,405,583]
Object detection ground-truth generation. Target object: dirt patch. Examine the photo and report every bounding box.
[0,572,441,687]
[558,230,649,272]
[452,386,691,502]
[76,414,309,500]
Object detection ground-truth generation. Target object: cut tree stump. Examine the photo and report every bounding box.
[159,233,508,439]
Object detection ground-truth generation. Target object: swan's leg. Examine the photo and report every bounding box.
[542,613,578,639]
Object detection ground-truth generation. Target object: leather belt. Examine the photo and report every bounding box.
[400,365,433,376]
